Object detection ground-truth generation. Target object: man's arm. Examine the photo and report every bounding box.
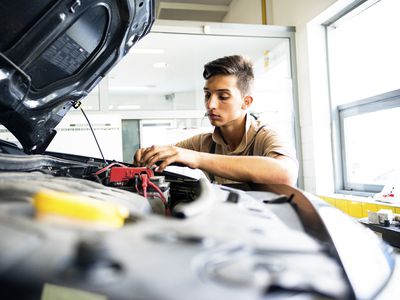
[134,145,298,186]
[197,152,298,186]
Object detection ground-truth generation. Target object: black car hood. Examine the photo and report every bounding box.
[0,0,154,154]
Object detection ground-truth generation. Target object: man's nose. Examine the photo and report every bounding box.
[206,95,217,109]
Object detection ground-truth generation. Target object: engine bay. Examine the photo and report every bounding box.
[0,145,396,299]
[0,147,356,299]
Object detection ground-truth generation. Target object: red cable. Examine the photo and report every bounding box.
[141,174,148,198]
[95,164,170,216]
[147,180,167,204]
[151,194,171,216]
[147,180,171,216]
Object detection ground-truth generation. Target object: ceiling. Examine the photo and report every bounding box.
[155,0,233,22]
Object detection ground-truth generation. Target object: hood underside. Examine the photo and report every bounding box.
[0,0,154,154]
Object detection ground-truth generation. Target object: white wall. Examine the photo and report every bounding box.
[269,0,338,194]
[223,0,263,24]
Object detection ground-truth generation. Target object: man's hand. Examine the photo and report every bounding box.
[133,145,201,172]
[133,146,298,186]
[133,148,146,167]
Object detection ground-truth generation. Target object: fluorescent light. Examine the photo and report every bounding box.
[153,62,168,68]
[131,49,165,54]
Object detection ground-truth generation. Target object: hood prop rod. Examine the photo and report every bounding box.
[74,101,107,165]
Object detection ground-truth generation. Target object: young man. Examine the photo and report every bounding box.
[134,55,298,186]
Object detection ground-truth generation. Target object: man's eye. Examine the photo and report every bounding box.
[204,93,210,99]
[219,95,229,100]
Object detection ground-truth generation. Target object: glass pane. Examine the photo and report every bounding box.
[328,0,400,105]
[122,119,140,163]
[48,114,123,161]
[343,106,400,185]
[139,118,212,148]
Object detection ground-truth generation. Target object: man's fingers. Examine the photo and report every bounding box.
[141,145,161,164]
[157,156,175,172]
[133,148,144,166]
[146,147,177,169]
[146,153,162,168]
[135,145,181,170]
[147,150,173,168]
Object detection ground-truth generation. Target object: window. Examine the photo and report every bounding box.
[326,0,400,193]
[338,91,400,192]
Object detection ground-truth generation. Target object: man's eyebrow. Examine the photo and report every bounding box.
[203,88,232,92]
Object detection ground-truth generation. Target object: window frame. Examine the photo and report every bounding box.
[337,89,400,194]
[324,0,399,195]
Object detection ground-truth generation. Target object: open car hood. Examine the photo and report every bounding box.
[0,0,154,154]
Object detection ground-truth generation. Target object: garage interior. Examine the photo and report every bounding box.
[0,0,399,299]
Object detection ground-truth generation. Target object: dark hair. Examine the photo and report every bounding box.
[203,55,254,96]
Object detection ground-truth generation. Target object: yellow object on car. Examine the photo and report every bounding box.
[33,189,129,229]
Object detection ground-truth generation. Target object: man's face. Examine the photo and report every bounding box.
[203,75,247,128]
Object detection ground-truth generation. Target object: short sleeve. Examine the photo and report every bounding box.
[254,126,298,161]
[175,133,213,152]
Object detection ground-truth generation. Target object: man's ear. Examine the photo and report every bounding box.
[242,95,253,109]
